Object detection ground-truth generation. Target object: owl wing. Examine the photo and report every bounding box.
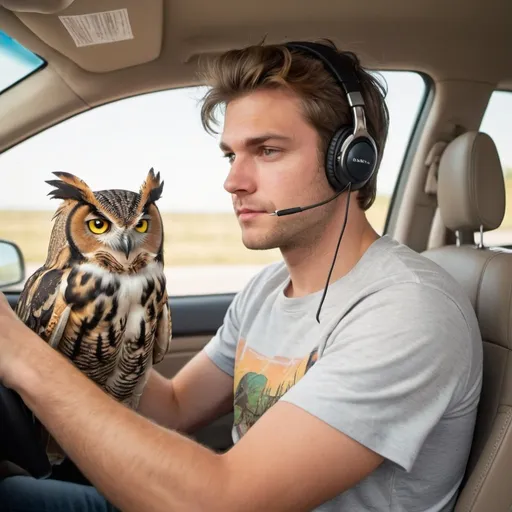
[15,266,71,349]
[15,266,72,464]
[152,280,172,364]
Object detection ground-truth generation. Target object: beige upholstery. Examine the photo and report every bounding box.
[437,132,506,233]
[0,0,75,13]
[423,131,512,512]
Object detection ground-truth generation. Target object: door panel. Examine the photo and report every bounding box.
[154,333,235,452]
[155,334,212,379]
[4,292,235,453]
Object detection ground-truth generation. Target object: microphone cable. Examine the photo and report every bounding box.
[315,181,352,323]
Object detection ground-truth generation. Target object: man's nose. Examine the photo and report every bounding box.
[224,155,257,195]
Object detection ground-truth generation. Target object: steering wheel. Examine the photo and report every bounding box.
[0,383,52,478]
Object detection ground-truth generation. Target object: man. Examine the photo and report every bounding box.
[0,39,482,511]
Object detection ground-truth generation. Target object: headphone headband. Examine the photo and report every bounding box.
[284,41,364,107]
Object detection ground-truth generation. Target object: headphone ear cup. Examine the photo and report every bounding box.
[325,126,352,191]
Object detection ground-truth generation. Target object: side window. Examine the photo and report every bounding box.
[478,91,512,247]
[367,71,426,233]
[0,73,426,296]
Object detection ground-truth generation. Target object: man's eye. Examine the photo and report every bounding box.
[262,148,279,157]
[223,153,235,163]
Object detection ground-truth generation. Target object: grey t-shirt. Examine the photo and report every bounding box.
[204,235,483,511]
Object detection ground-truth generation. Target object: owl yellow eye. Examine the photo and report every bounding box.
[135,219,149,233]
[88,219,110,234]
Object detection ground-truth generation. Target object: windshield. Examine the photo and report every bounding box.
[0,30,45,94]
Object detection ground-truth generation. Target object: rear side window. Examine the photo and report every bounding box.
[478,90,512,247]
[0,30,45,94]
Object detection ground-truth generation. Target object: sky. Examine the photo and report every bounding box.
[1,32,511,213]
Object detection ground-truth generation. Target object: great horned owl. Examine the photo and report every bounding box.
[15,169,172,463]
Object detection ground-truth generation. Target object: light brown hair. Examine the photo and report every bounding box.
[199,39,389,210]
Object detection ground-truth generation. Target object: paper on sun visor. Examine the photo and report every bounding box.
[59,8,133,47]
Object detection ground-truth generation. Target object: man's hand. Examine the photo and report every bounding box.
[0,292,41,389]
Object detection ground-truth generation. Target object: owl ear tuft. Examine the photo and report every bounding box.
[46,172,98,206]
[138,168,164,211]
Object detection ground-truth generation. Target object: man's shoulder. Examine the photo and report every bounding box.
[332,237,483,397]
[322,236,481,369]
[363,235,458,282]
[359,235,476,316]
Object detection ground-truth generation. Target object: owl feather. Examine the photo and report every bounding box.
[46,171,101,207]
[136,167,164,215]
[15,169,172,466]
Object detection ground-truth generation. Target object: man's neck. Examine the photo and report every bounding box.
[282,209,380,299]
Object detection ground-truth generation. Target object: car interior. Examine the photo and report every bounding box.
[0,0,511,510]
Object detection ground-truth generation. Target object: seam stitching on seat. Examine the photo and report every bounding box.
[466,407,512,510]
[470,136,479,227]
[474,250,501,324]
[506,262,512,347]
[476,251,512,349]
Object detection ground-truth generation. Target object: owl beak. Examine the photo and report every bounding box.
[120,235,133,259]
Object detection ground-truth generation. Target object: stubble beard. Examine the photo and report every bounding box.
[240,199,338,252]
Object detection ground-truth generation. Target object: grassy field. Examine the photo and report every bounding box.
[2,183,511,266]
[0,195,389,265]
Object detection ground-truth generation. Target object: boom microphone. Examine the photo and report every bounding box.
[266,181,353,324]
[269,189,345,216]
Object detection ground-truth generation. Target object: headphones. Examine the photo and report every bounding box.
[284,41,378,192]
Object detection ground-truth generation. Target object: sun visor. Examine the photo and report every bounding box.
[0,0,76,14]
[2,0,164,72]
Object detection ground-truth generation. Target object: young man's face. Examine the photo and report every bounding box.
[220,87,338,251]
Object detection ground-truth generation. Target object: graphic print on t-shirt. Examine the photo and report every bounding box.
[233,338,318,437]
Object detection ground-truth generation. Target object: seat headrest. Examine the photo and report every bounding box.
[437,131,506,232]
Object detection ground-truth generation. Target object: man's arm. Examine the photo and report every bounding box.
[137,352,234,433]
[0,294,383,512]
[10,344,383,512]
